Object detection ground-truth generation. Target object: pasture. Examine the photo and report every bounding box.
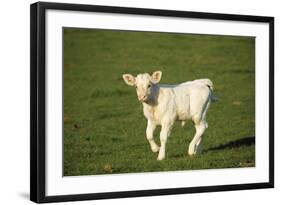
[63,28,255,176]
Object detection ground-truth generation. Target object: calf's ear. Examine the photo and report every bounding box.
[122,74,136,86]
[151,71,162,84]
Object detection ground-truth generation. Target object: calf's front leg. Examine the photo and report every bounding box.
[157,121,173,160]
[146,120,160,153]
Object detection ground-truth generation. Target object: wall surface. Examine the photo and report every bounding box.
[0,0,279,204]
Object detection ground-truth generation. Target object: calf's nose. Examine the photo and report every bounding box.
[138,95,147,101]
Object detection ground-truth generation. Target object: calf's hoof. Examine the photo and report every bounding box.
[157,153,165,160]
[157,156,165,161]
[188,142,203,156]
[188,144,197,156]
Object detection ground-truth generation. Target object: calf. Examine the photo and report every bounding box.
[122,71,216,160]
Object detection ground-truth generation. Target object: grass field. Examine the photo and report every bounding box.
[63,28,255,176]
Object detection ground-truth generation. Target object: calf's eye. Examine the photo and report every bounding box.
[148,84,151,88]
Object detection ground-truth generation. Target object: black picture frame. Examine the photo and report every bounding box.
[30,1,274,203]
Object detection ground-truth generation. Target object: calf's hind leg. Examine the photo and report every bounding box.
[188,115,207,155]
[188,99,210,155]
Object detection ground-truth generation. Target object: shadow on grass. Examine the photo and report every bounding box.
[207,136,255,151]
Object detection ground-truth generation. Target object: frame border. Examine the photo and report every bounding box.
[30,1,274,203]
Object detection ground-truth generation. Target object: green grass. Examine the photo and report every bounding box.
[63,28,255,176]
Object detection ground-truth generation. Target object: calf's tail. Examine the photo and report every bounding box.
[194,78,219,102]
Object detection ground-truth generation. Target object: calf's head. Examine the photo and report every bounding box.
[122,71,162,102]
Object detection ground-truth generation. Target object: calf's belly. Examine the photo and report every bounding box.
[177,106,190,121]
[176,100,190,121]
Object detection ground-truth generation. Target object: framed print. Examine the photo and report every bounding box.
[30,1,274,203]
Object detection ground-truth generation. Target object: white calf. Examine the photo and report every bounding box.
[122,71,216,160]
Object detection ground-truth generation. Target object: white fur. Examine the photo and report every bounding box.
[123,71,215,160]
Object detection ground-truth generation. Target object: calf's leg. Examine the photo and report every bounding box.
[188,99,210,155]
[146,120,159,153]
[188,116,208,155]
[157,121,173,160]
